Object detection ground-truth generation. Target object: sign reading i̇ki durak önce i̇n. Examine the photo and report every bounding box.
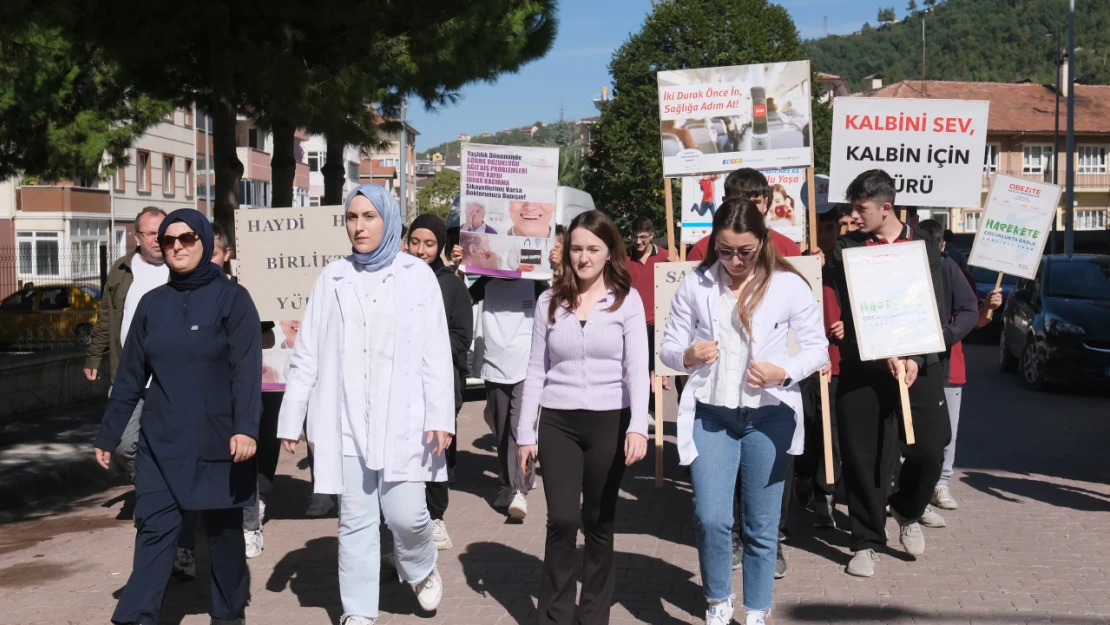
[235,206,351,391]
[657,61,814,177]
[829,98,990,208]
[968,174,1062,280]
[842,241,946,362]
[459,143,559,281]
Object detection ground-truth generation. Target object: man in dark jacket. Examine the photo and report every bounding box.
[828,170,952,578]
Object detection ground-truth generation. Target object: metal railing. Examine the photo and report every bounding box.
[0,247,108,349]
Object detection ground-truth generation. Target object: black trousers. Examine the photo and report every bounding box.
[794,375,842,496]
[113,444,249,625]
[426,406,460,521]
[537,407,630,625]
[836,360,951,552]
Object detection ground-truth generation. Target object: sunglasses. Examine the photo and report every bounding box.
[715,246,759,261]
[158,231,200,249]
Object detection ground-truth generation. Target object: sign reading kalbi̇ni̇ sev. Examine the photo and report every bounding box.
[842,241,946,361]
[459,143,559,281]
[968,174,1062,280]
[235,207,350,390]
[829,98,990,208]
[657,61,813,177]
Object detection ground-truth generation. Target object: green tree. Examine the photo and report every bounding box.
[417,168,460,219]
[585,0,806,233]
[907,0,918,14]
[923,0,937,7]
[559,147,585,189]
[878,7,897,23]
[0,24,170,181]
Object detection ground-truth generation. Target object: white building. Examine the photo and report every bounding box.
[304,136,362,206]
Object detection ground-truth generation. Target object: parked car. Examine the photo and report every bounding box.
[968,265,1018,338]
[998,254,1110,391]
[0,284,99,348]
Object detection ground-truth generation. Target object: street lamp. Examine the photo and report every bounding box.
[1064,0,1076,257]
[1048,28,1061,255]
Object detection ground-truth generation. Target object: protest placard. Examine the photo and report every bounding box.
[658,61,813,177]
[968,174,1061,280]
[680,168,809,244]
[235,206,351,390]
[829,97,990,208]
[459,143,559,280]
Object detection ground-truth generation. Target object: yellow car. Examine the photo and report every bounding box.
[0,284,100,348]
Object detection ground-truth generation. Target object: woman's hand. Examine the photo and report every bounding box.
[683,340,719,368]
[426,430,453,455]
[624,433,648,465]
[230,434,257,462]
[518,444,537,476]
[450,245,463,266]
[827,320,845,342]
[747,360,787,389]
[886,357,919,387]
[282,438,298,454]
[94,448,111,471]
[985,288,1003,311]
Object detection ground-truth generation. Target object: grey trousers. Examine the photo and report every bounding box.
[938,385,963,486]
[484,381,535,494]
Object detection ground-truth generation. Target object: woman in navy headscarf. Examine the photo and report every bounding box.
[94,208,262,625]
[278,184,455,625]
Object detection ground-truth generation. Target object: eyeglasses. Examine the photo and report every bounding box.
[158,231,200,249]
[137,231,160,239]
[634,235,653,242]
[715,246,759,261]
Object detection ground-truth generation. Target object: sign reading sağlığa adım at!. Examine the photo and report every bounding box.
[829,97,990,208]
[842,241,946,362]
[459,143,558,281]
[967,174,1061,280]
[657,61,813,177]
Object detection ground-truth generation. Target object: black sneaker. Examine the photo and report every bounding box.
[775,547,787,579]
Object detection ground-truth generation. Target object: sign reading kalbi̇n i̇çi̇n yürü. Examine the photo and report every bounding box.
[968,174,1062,280]
[658,61,813,177]
[829,97,990,208]
[680,168,811,244]
[235,206,351,390]
[842,240,946,361]
[459,143,559,281]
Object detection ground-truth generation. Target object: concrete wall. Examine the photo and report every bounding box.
[0,348,109,421]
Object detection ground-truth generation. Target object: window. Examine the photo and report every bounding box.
[163,110,174,123]
[69,219,108,276]
[163,155,175,196]
[1023,145,1051,174]
[136,150,151,192]
[184,159,194,198]
[184,106,194,128]
[308,151,324,173]
[347,162,359,182]
[309,196,321,207]
[1078,146,1107,174]
[114,166,125,192]
[238,179,270,207]
[248,128,265,150]
[379,158,397,167]
[965,210,983,233]
[1075,209,1107,231]
[16,231,60,276]
[38,287,71,311]
[75,175,97,188]
[983,144,999,173]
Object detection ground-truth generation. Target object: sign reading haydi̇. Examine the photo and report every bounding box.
[967,174,1061,280]
[829,98,990,208]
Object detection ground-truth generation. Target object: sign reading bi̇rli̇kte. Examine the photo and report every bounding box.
[967,174,1062,280]
[829,97,990,208]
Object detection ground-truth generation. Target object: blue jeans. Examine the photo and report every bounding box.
[690,401,794,611]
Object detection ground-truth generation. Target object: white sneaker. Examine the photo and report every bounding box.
[432,519,453,550]
[919,505,946,529]
[493,487,515,508]
[305,493,335,518]
[890,508,926,556]
[745,610,767,625]
[932,485,959,510]
[339,615,376,625]
[705,597,734,625]
[259,499,267,524]
[173,547,196,580]
[412,568,443,612]
[508,492,528,520]
[244,529,264,559]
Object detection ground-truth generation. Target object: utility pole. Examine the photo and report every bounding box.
[1064,0,1076,257]
[399,98,411,223]
[1052,27,1061,255]
[922,19,926,81]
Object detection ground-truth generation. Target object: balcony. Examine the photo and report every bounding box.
[236,148,272,182]
[17,186,109,214]
[983,168,1110,190]
[294,162,310,190]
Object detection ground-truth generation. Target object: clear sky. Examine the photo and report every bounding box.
[408,0,902,151]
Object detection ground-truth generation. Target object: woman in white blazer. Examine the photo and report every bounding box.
[661,199,828,625]
[277,184,455,625]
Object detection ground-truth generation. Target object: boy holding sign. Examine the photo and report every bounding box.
[829,170,952,578]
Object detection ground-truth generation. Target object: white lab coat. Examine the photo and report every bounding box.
[277,254,455,493]
[660,264,828,465]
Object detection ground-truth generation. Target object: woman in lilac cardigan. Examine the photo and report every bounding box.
[517,210,650,625]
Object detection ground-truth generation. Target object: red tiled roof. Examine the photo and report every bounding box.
[859,80,1110,134]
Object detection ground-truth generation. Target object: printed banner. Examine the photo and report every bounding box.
[460,143,559,280]
[968,174,1061,280]
[842,240,946,361]
[658,61,813,177]
[680,168,810,244]
[829,97,990,208]
[235,206,351,390]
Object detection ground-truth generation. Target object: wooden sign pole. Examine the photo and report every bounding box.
[895,359,917,445]
[805,167,834,482]
[664,177,676,261]
[806,168,818,255]
[654,374,664,488]
[985,272,1004,320]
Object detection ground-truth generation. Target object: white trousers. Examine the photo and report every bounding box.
[339,454,437,619]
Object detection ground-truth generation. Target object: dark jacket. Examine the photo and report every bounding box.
[434,265,474,411]
[938,255,979,350]
[94,276,262,510]
[85,249,139,380]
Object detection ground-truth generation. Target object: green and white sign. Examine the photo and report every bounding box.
[968,173,1062,280]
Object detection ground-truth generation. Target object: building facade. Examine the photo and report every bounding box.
[360,122,419,209]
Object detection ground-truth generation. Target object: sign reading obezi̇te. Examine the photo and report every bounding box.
[829,97,990,208]
[968,174,1062,280]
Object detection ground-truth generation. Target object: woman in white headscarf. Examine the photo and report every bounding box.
[277,184,455,625]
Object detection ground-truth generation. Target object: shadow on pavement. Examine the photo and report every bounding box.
[786,602,1110,623]
[961,470,1110,513]
[266,536,342,624]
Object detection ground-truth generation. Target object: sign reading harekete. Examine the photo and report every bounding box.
[829,97,989,208]
[842,240,945,361]
[459,143,558,281]
[968,174,1062,280]
[235,206,351,391]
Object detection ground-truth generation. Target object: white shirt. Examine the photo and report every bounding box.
[480,279,537,385]
[121,254,169,347]
[343,266,396,467]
